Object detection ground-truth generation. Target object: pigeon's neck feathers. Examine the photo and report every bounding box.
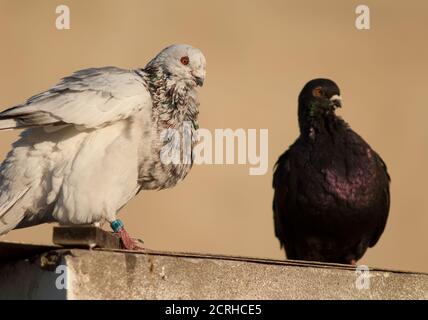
[136,66,199,129]
[298,102,348,140]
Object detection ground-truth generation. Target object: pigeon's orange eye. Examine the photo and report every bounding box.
[180,56,189,65]
[312,87,324,98]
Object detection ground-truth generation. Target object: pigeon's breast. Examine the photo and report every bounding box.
[137,85,200,190]
[322,166,376,209]
[138,119,198,190]
[316,146,382,211]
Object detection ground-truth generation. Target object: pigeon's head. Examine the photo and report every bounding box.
[298,78,342,116]
[147,44,206,87]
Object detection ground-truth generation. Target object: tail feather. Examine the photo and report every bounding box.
[0,105,64,130]
[0,118,20,130]
[0,187,30,235]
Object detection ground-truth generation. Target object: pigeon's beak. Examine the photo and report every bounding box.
[194,76,204,87]
[191,70,205,87]
[330,95,342,108]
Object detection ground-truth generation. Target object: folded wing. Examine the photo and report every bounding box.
[0,67,151,130]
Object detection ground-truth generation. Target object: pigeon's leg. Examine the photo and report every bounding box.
[110,219,144,250]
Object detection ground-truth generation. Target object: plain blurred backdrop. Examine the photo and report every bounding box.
[0,0,427,272]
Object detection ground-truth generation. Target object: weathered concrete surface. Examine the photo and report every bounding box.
[0,251,67,299]
[0,247,427,300]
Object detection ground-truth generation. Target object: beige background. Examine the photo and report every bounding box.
[0,0,427,273]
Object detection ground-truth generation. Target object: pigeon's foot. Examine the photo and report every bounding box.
[116,228,144,250]
[350,259,357,266]
[110,219,144,251]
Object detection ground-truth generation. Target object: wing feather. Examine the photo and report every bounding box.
[0,67,151,129]
[272,149,293,251]
[369,152,391,247]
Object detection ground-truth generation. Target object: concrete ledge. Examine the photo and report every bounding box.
[0,245,427,299]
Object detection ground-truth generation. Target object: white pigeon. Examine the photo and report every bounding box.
[0,44,206,249]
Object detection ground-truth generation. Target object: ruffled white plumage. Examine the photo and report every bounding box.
[0,44,206,238]
[0,67,151,233]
